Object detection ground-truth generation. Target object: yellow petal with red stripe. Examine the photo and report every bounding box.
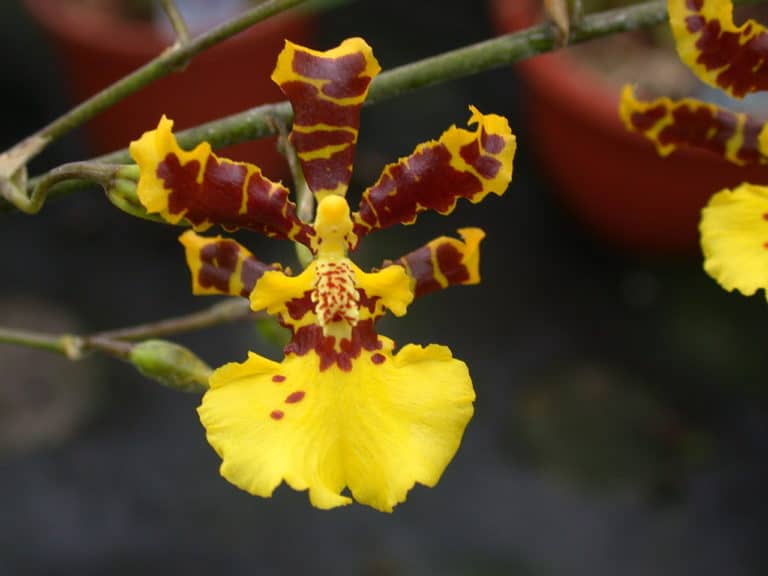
[700,183,768,299]
[619,85,768,165]
[130,116,314,247]
[389,228,485,298]
[353,107,515,242]
[198,339,474,512]
[272,38,381,199]
[179,230,280,298]
[668,0,768,98]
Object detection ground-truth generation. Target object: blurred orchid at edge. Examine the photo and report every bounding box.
[621,0,768,299]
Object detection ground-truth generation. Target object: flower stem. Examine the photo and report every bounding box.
[93,299,260,342]
[0,299,258,359]
[0,0,308,191]
[161,0,191,46]
[1,162,119,214]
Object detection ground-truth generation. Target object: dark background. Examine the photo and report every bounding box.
[1,1,767,575]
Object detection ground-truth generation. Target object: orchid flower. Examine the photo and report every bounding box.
[129,37,516,511]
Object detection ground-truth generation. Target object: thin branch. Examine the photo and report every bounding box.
[271,115,313,222]
[0,0,308,185]
[10,0,767,212]
[270,114,315,266]
[0,328,129,360]
[94,299,259,341]
[1,162,118,214]
[0,298,258,359]
[161,0,191,46]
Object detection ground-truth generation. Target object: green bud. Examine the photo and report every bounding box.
[129,339,211,393]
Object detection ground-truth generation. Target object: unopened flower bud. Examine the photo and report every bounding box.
[130,340,211,393]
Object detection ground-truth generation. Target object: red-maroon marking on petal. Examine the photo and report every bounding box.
[199,241,239,293]
[763,241,768,249]
[686,14,705,33]
[630,106,666,131]
[357,289,380,314]
[398,246,441,298]
[436,242,470,284]
[270,410,284,420]
[737,118,763,164]
[293,50,367,82]
[290,130,355,153]
[371,353,385,364]
[272,375,286,383]
[355,143,483,237]
[300,146,354,192]
[281,82,362,128]
[481,129,505,154]
[240,257,279,297]
[762,212,768,221]
[659,105,735,157]
[680,1,768,97]
[286,292,315,321]
[283,318,382,371]
[460,140,502,179]
[285,390,305,404]
[156,153,313,245]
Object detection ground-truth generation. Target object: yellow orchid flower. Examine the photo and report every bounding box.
[129,37,516,511]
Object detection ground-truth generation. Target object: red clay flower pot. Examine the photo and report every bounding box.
[23,0,315,179]
[490,0,768,254]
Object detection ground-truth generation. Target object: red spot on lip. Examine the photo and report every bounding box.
[283,318,382,371]
[371,353,386,364]
[270,410,284,420]
[763,241,768,249]
[285,391,306,404]
[762,213,768,221]
[272,375,286,383]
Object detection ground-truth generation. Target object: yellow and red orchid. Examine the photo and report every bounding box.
[621,0,768,300]
[129,37,516,511]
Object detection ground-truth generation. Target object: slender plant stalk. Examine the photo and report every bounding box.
[270,114,315,266]
[94,299,259,341]
[0,327,72,355]
[0,298,258,358]
[161,0,191,45]
[0,0,308,190]
[0,328,130,360]
[2,162,119,214]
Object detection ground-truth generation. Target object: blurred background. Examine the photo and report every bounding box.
[1,0,767,574]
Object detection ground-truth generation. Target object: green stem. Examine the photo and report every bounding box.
[0,298,258,358]
[0,327,70,355]
[41,0,305,142]
[1,162,118,214]
[0,0,307,184]
[10,0,768,211]
[94,299,258,341]
[161,0,191,46]
[0,328,128,360]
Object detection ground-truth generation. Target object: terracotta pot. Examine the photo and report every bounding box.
[23,0,315,179]
[490,0,768,254]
